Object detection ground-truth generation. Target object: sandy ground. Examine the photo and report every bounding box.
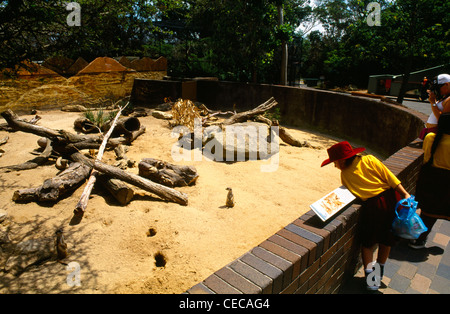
[0,109,343,294]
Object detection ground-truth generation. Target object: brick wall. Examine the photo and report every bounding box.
[186,141,425,294]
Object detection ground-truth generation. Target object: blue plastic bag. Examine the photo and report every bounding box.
[391,195,428,240]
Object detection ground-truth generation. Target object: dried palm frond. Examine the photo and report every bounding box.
[171,99,201,131]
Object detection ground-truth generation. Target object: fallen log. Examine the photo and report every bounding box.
[97,174,134,206]
[138,158,199,187]
[12,162,91,203]
[254,115,319,149]
[71,152,188,206]
[1,109,62,140]
[74,105,126,215]
[222,97,278,125]
[101,117,141,138]
[0,109,145,154]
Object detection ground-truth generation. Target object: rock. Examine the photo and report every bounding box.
[202,122,279,161]
[0,211,7,223]
[152,110,173,120]
[61,104,88,112]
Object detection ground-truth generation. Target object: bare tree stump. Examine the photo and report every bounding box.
[138,158,199,187]
[97,174,134,206]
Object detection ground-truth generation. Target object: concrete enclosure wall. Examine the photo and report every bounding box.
[132,79,426,157]
[130,79,428,294]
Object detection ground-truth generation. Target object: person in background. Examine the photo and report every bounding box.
[420,76,429,101]
[410,113,450,249]
[420,74,450,139]
[321,141,410,291]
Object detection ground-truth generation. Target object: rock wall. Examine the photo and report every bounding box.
[0,56,167,112]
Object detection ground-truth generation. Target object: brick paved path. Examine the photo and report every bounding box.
[340,219,450,294]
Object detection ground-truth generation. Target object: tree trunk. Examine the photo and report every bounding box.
[71,152,188,206]
[138,158,199,187]
[97,174,134,206]
[74,106,125,215]
[12,162,91,203]
[0,109,145,155]
[102,117,141,138]
[278,4,288,86]
[222,97,278,125]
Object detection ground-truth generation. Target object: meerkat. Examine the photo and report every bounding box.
[55,228,69,262]
[226,187,235,208]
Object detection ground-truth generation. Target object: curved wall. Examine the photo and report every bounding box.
[195,81,427,157]
[130,79,428,294]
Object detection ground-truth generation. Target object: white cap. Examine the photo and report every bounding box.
[437,74,450,84]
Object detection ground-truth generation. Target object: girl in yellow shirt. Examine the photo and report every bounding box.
[413,113,450,249]
[322,141,410,291]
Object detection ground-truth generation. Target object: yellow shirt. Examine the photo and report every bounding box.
[423,133,450,170]
[341,155,401,201]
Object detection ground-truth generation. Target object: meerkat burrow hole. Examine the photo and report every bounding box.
[154,252,166,267]
[146,227,157,237]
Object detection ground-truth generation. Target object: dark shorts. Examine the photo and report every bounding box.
[359,188,401,248]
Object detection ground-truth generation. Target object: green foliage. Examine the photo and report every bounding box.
[84,108,117,129]
[305,0,450,87]
[1,0,447,89]
[264,107,282,123]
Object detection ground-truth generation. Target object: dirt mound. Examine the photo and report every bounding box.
[42,56,75,76]
[67,57,89,76]
[77,57,135,74]
[130,57,156,71]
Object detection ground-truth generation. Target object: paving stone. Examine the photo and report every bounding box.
[203,274,243,294]
[438,220,450,235]
[410,273,432,294]
[432,233,450,247]
[405,287,422,294]
[240,253,283,293]
[430,275,450,294]
[436,263,450,281]
[397,262,417,280]
[389,274,411,293]
[417,261,438,279]
[383,262,400,279]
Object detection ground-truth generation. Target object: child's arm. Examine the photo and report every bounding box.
[395,183,410,200]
